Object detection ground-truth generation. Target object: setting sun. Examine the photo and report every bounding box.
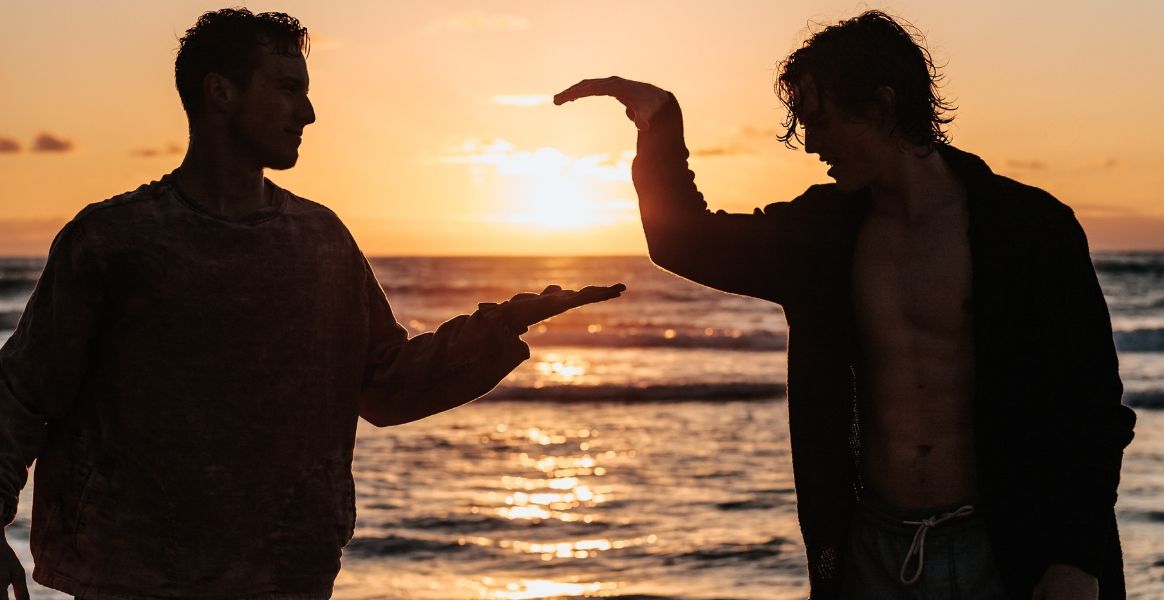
[499,177,631,231]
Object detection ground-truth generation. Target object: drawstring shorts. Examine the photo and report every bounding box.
[843,493,1006,599]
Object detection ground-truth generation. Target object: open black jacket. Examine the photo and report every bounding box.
[633,97,1136,599]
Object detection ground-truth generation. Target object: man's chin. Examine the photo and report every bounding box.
[831,176,865,193]
[266,155,299,171]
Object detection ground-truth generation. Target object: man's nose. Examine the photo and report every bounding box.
[803,128,818,155]
[300,96,316,126]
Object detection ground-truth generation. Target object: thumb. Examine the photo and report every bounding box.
[626,107,651,131]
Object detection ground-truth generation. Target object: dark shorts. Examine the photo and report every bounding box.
[843,493,1006,599]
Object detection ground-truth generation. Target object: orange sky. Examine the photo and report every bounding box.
[1,1,1162,255]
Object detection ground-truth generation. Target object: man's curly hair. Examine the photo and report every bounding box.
[775,11,954,149]
[175,8,309,119]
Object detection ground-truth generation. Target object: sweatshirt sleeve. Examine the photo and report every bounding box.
[357,259,529,427]
[0,218,106,524]
[632,94,845,304]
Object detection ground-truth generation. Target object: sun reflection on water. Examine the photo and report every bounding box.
[458,421,656,594]
[482,578,616,600]
[459,534,658,561]
[532,352,590,385]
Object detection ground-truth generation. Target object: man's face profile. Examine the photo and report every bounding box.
[796,76,894,193]
[225,47,316,171]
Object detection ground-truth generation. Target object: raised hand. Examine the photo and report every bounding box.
[497,284,625,331]
[554,76,671,130]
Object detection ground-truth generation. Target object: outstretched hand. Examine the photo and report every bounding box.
[1,531,29,600]
[497,284,625,331]
[554,76,671,130]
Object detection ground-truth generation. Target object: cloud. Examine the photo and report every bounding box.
[1004,159,1048,170]
[1001,157,1120,174]
[442,139,632,182]
[425,11,530,33]
[688,124,785,157]
[692,145,755,158]
[740,125,783,138]
[493,95,552,107]
[0,137,19,153]
[32,132,73,153]
[1078,211,1164,251]
[130,142,184,158]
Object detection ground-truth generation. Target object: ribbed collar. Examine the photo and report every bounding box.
[164,171,288,226]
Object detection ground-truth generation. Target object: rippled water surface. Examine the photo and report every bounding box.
[20,402,1160,599]
[5,255,1164,598]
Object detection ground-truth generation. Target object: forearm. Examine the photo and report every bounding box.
[632,94,715,267]
[359,306,529,426]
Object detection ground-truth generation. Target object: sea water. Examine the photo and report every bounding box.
[3,255,1162,598]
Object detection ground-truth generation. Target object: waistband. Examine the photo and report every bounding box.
[856,490,984,535]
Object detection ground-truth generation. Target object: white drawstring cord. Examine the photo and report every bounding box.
[899,505,976,585]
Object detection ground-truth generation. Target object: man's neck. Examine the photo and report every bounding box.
[175,136,270,220]
[868,145,964,226]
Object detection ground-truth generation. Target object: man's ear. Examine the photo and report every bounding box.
[202,72,237,115]
[872,86,897,128]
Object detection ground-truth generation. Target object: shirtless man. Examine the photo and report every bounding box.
[556,10,1134,600]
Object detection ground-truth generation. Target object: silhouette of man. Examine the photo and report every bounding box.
[557,10,1134,600]
[0,8,622,600]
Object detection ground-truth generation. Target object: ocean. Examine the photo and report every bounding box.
[3,255,1163,598]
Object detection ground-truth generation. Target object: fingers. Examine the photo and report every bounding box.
[502,283,625,329]
[564,283,626,308]
[554,76,624,105]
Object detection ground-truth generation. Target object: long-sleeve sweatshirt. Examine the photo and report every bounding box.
[0,174,529,599]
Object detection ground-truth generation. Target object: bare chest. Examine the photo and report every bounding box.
[852,212,973,343]
[850,204,980,508]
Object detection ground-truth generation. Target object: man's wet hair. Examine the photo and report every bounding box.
[175,8,309,120]
[775,10,954,149]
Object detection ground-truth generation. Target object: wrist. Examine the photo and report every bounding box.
[481,301,528,335]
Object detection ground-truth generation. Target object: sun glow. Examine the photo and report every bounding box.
[484,578,615,600]
[499,178,634,231]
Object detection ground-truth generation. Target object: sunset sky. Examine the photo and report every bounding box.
[2,0,1162,255]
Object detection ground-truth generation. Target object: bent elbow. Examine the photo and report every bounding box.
[358,393,411,427]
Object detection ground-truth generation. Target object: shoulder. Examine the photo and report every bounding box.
[277,186,366,254]
[70,178,170,227]
[49,178,172,253]
[761,183,866,231]
[762,183,853,212]
[945,145,1075,226]
[988,174,1085,248]
[280,188,353,232]
[945,145,1085,250]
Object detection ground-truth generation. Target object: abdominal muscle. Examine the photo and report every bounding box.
[858,347,979,511]
[852,201,978,512]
